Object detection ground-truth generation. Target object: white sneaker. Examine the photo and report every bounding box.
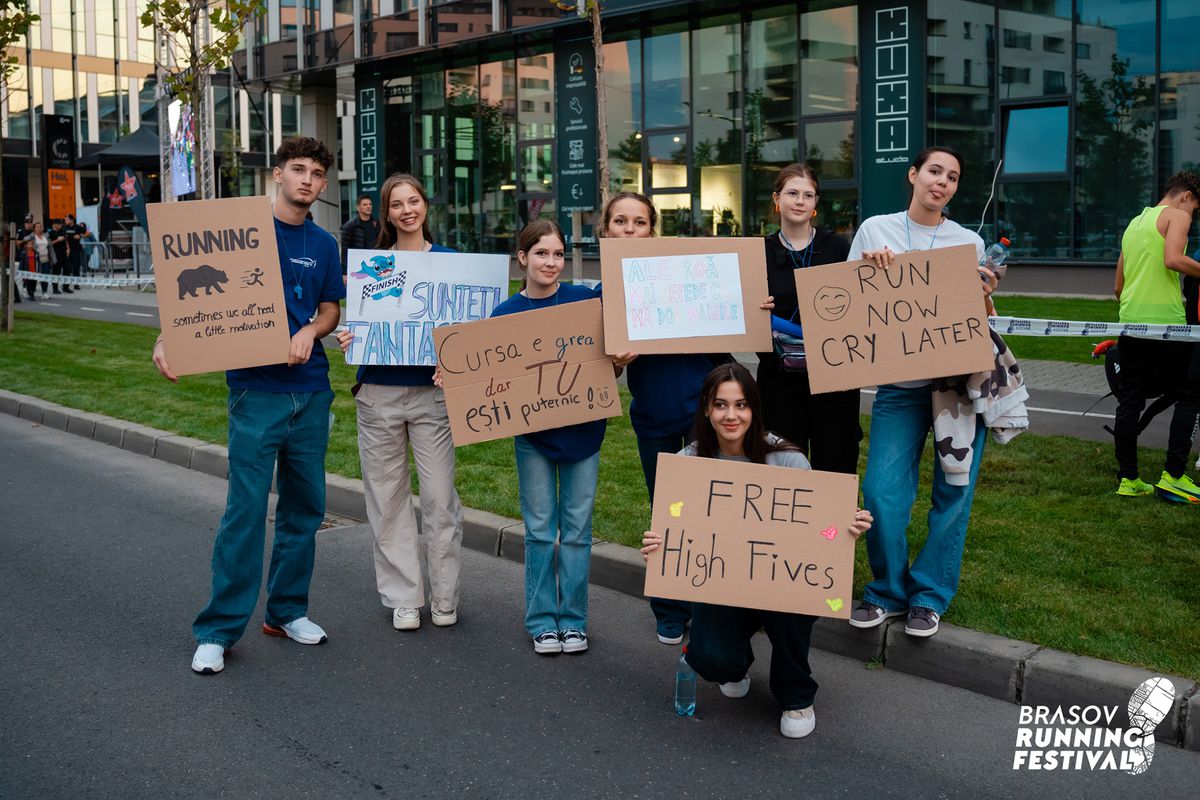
[719,677,750,698]
[431,608,457,627]
[191,643,225,674]
[533,631,562,654]
[560,629,588,653]
[392,607,421,631]
[263,616,328,644]
[780,707,816,739]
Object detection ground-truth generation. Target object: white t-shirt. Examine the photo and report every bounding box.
[849,212,986,388]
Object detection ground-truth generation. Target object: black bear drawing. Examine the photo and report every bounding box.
[177,264,229,300]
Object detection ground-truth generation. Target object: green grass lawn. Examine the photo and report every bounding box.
[2,310,1197,680]
[992,295,1120,365]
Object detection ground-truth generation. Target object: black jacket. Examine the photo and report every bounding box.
[341,215,381,265]
[758,228,850,361]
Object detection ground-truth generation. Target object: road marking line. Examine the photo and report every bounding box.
[40,302,61,307]
[125,312,154,318]
[80,306,106,312]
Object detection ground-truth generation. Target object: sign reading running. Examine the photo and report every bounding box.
[433,299,622,446]
[599,237,771,355]
[148,196,290,377]
[793,244,994,394]
[644,453,858,618]
[343,249,508,366]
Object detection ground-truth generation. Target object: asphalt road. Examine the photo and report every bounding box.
[1,414,1196,799]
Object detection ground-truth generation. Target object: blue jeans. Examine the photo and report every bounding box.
[635,430,692,630]
[514,437,600,637]
[861,384,987,616]
[193,388,334,647]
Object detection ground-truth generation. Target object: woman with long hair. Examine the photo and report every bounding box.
[758,162,859,473]
[641,363,872,738]
[490,219,606,655]
[337,173,464,632]
[846,146,997,638]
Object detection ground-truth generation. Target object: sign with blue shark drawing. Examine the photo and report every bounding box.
[344,249,510,366]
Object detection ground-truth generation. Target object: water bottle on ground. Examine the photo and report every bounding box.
[981,237,1011,279]
[674,646,697,716]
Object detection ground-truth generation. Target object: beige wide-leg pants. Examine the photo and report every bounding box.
[355,383,463,612]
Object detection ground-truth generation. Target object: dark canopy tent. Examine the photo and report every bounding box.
[77,125,160,168]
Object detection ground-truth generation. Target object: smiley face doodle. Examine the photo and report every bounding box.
[814,286,852,322]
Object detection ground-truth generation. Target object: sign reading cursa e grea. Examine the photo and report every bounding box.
[342,249,510,366]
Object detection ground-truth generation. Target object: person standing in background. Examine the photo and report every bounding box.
[341,193,381,269]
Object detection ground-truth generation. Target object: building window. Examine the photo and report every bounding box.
[964,59,971,86]
[963,21,972,40]
[1002,104,1068,175]
[1076,42,1091,60]
[1043,36,1065,54]
[928,18,946,37]
[1042,70,1066,95]
[1001,66,1031,85]
[1002,29,1032,50]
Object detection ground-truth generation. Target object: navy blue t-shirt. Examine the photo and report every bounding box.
[356,243,456,387]
[593,281,723,439]
[226,216,345,393]
[491,282,607,463]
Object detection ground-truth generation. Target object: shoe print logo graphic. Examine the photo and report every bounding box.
[1124,677,1175,775]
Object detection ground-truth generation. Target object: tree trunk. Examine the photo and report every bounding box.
[590,2,609,209]
[0,132,10,332]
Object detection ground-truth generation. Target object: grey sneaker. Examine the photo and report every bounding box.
[848,601,906,629]
[905,607,941,637]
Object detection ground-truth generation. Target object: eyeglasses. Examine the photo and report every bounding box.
[779,190,818,202]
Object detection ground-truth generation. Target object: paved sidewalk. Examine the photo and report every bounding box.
[2,387,1196,753]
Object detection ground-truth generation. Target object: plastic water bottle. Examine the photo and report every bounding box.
[981,237,1011,279]
[674,646,697,716]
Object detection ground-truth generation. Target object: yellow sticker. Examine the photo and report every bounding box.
[669,501,684,518]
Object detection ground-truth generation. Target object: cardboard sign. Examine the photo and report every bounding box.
[434,298,622,445]
[599,237,771,355]
[343,249,509,366]
[644,453,858,618]
[148,196,291,377]
[793,244,994,394]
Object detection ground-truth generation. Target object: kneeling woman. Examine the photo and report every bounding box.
[641,363,872,739]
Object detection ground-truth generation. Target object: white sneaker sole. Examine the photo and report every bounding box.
[191,654,225,674]
[534,640,563,655]
[561,639,588,654]
[657,632,685,645]
[431,610,457,627]
[720,678,750,698]
[392,610,421,631]
[780,711,816,739]
[847,609,906,629]
[904,623,939,637]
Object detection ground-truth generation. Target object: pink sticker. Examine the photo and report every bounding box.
[820,526,837,540]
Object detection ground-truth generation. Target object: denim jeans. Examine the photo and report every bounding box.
[635,430,692,630]
[861,383,987,616]
[193,388,334,647]
[514,437,600,637]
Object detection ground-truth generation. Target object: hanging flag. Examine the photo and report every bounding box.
[116,165,149,233]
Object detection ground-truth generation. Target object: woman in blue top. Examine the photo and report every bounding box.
[489,219,605,655]
[336,173,464,632]
[641,363,873,739]
[846,146,997,638]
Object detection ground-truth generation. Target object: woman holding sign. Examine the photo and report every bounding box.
[490,219,605,655]
[641,363,872,738]
[759,163,860,474]
[846,146,995,638]
[336,173,465,633]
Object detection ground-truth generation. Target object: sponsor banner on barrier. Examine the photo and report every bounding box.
[644,453,858,618]
[433,298,622,446]
[343,249,509,367]
[989,316,1200,341]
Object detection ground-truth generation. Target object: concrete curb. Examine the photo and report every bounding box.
[3,387,1196,751]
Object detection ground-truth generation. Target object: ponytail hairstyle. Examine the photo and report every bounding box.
[516,218,567,289]
[598,191,658,237]
[689,362,799,464]
[375,173,434,247]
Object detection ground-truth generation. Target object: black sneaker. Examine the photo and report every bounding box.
[904,607,941,637]
[848,600,906,629]
[533,631,562,655]
[560,629,588,653]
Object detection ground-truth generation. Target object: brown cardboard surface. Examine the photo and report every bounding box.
[434,298,622,445]
[644,453,858,618]
[599,237,771,355]
[793,244,994,394]
[149,196,291,377]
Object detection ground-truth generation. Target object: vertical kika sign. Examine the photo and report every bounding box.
[623,252,745,340]
[644,453,858,618]
[149,196,291,377]
[793,244,994,394]
[599,237,772,355]
[343,249,509,366]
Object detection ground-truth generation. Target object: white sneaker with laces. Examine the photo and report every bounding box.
[780,706,816,739]
[191,643,225,674]
[392,607,421,631]
[719,677,750,698]
[263,616,328,644]
[560,629,588,653]
[431,608,457,627]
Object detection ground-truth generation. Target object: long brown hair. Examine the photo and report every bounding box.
[772,162,820,196]
[375,173,433,247]
[597,191,658,237]
[690,363,798,463]
[516,219,566,289]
